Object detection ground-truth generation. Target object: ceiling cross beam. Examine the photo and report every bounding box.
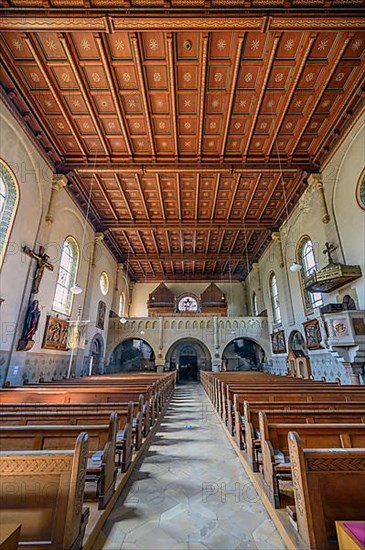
[226,173,241,219]
[195,173,200,220]
[95,35,133,159]
[243,33,281,158]
[106,219,275,230]
[124,252,255,261]
[242,173,262,218]
[135,173,150,220]
[24,34,87,157]
[59,34,110,157]
[198,33,209,161]
[220,33,245,160]
[313,49,365,161]
[155,173,166,220]
[61,161,315,173]
[291,31,353,156]
[166,33,178,160]
[94,174,118,220]
[0,47,62,163]
[176,173,182,220]
[130,33,156,160]
[266,32,317,157]
[210,173,221,220]
[114,174,134,221]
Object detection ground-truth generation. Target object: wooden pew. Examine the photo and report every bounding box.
[259,412,365,507]
[229,388,365,437]
[0,406,134,474]
[0,432,90,549]
[288,431,365,550]
[0,413,118,510]
[242,404,365,470]
[0,395,147,452]
[234,400,365,451]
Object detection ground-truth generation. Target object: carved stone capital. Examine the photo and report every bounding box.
[51,173,68,191]
[94,232,104,243]
[307,173,323,191]
[45,173,68,224]
[271,232,284,268]
[307,173,330,224]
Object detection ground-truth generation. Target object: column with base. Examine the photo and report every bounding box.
[45,174,67,224]
[344,363,364,385]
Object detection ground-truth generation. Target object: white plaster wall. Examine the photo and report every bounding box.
[129,281,247,317]
[0,100,51,352]
[328,114,365,309]
[246,112,365,383]
[0,99,127,384]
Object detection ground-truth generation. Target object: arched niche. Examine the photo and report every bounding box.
[287,330,312,379]
[221,337,266,371]
[109,338,156,373]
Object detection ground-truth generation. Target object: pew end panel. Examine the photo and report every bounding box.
[0,432,90,550]
[288,431,365,550]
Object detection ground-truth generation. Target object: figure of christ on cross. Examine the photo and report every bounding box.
[22,245,54,294]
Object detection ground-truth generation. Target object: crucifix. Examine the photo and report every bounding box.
[22,245,54,294]
[323,242,337,264]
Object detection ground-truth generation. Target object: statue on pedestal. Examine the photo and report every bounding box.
[17,299,41,351]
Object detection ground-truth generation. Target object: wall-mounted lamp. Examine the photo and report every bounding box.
[290,263,302,273]
[71,283,83,295]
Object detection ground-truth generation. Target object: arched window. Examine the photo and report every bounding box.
[0,159,19,268]
[297,237,323,311]
[53,237,79,316]
[252,292,258,316]
[269,273,281,325]
[119,292,126,317]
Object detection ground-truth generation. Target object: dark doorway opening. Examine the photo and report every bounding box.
[179,349,198,380]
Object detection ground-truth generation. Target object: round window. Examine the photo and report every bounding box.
[177,295,199,312]
[100,271,109,295]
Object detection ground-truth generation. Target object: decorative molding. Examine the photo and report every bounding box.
[0,454,73,474]
[307,456,365,471]
[112,17,264,31]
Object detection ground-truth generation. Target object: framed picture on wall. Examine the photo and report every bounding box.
[96,300,106,330]
[271,330,286,354]
[303,319,322,349]
[42,315,69,351]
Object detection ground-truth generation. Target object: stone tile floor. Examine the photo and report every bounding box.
[94,382,286,550]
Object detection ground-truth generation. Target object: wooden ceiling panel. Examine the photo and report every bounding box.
[1,8,364,280]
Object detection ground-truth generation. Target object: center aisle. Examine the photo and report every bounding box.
[95,382,285,550]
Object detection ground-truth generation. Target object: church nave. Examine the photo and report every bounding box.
[96,383,284,550]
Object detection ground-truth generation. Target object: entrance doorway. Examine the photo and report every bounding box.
[179,344,198,380]
[165,338,212,381]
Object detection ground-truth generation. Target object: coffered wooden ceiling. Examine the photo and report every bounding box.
[0,5,364,280]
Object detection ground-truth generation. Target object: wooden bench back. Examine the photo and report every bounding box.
[242,401,365,422]
[288,431,365,550]
[0,423,110,452]
[0,406,133,430]
[0,432,89,549]
[0,388,147,404]
[259,412,365,453]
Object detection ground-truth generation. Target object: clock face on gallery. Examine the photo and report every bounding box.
[177,295,199,313]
